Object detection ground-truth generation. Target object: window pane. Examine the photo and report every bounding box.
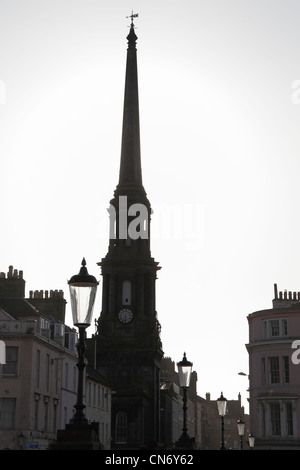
[261,358,266,385]
[0,398,16,428]
[269,357,280,383]
[36,350,40,388]
[270,320,279,336]
[270,403,281,435]
[2,347,18,376]
[286,403,294,435]
[283,356,289,383]
[282,319,288,336]
[116,411,127,444]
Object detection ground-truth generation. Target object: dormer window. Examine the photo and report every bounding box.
[50,323,65,340]
[40,318,49,331]
[263,319,288,338]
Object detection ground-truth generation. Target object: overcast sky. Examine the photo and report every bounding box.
[2,0,300,413]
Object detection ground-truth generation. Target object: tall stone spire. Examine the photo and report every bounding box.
[95,16,163,449]
[117,14,144,192]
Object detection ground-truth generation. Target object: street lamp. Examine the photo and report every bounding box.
[217,392,227,450]
[68,258,98,426]
[237,417,245,450]
[248,433,255,449]
[18,432,25,450]
[176,352,193,448]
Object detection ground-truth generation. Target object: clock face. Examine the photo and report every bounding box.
[118,308,133,324]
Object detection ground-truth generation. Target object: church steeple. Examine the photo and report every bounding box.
[117,14,144,193]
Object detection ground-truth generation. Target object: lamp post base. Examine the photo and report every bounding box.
[49,423,101,450]
[175,436,194,450]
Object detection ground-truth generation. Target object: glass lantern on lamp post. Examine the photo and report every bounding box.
[237,417,245,450]
[68,258,98,427]
[217,392,227,450]
[175,352,193,449]
[248,433,255,449]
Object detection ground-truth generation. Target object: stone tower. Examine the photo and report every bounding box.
[95,16,163,449]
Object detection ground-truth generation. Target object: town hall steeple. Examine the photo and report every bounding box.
[95,15,163,449]
[106,13,154,260]
[117,14,144,192]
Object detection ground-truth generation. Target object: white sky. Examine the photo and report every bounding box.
[1,0,300,413]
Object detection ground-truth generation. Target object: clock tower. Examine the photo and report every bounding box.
[95,16,163,449]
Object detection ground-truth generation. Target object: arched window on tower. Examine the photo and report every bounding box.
[122,280,131,305]
[115,411,127,444]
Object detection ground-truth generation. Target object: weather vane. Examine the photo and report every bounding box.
[126,11,138,27]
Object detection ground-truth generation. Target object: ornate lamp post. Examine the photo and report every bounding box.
[68,258,98,426]
[237,417,245,450]
[217,392,227,450]
[175,352,193,448]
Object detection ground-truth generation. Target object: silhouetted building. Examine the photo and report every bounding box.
[94,18,163,449]
[246,283,300,449]
[28,289,66,325]
[0,266,25,298]
[201,392,249,450]
[160,357,201,448]
[0,266,111,449]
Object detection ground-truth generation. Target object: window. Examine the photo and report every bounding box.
[45,354,50,392]
[0,398,16,428]
[41,318,49,331]
[283,356,290,383]
[115,411,127,444]
[263,319,288,338]
[105,389,109,411]
[261,357,266,385]
[261,403,266,437]
[286,403,294,435]
[269,357,280,383]
[122,280,132,305]
[261,400,296,438]
[34,397,39,430]
[44,399,49,431]
[65,362,69,389]
[3,347,18,376]
[65,331,77,351]
[270,320,280,336]
[282,319,288,336]
[73,366,77,392]
[53,402,57,433]
[36,350,40,388]
[63,407,68,427]
[54,359,58,394]
[270,403,281,435]
[101,422,104,444]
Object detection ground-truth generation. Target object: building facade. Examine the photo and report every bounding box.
[246,284,300,449]
[95,17,163,449]
[200,392,249,450]
[160,357,201,449]
[0,266,111,450]
[85,365,112,449]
